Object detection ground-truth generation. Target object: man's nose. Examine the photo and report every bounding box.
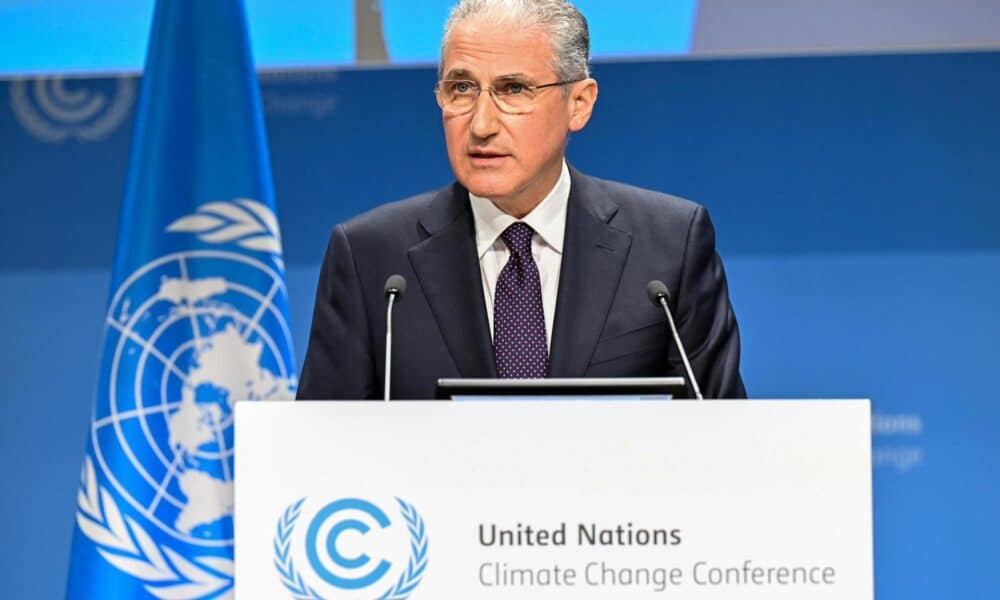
[469,89,502,139]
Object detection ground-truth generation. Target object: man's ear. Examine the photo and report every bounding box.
[568,78,598,132]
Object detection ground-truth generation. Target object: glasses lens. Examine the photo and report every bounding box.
[439,80,477,112]
[493,81,534,113]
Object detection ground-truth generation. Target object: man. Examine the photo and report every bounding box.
[298,0,745,400]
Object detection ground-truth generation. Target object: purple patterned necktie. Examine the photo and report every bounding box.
[493,222,549,378]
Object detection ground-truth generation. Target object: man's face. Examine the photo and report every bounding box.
[439,20,596,215]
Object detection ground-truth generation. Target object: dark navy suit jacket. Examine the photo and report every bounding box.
[297,169,746,400]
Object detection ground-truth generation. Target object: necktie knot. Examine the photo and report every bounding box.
[500,222,534,257]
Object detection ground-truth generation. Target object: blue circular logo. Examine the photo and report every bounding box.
[306,498,394,589]
[274,497,428,599]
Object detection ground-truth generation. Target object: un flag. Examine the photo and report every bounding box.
[65,1,296,598]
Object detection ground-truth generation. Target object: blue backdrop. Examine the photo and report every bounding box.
[1,50,998,597]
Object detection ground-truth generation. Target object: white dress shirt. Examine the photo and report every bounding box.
[469,160,570,351]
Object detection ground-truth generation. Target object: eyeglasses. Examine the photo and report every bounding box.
[434,78,583,115]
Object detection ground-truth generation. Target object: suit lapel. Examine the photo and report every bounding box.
[408,185,498,378]
[549,170,632,377]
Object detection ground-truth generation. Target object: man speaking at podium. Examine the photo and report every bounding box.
[298,0,745,400]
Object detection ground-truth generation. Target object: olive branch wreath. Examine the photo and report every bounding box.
[273,498,429,600]
[75,457,235,599]
[167,198,284,255]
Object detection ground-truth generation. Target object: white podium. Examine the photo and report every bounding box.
[235,400,872,599]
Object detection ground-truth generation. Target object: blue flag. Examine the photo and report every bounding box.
[65,1,296,598]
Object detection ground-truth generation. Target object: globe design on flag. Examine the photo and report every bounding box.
[91,250,296,547]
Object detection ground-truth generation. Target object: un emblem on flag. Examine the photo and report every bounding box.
[77,200,297,598]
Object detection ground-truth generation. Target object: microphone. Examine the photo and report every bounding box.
[383,275,407,401]
[646,280,704,401]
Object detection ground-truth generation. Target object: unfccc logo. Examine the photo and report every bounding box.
[274,497,428,599]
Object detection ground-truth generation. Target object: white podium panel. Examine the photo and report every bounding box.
[235,400,872,599]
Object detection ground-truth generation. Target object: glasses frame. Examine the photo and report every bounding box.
[434,78,584,115]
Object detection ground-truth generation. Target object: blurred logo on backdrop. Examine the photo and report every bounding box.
[273,496,429,599]
[9,76,135,143]
[260,70,340,119]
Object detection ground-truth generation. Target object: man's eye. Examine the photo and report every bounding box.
[452,81,475,94]
[499,82,526,95]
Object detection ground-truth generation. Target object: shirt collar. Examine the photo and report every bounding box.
[469,160,570,259]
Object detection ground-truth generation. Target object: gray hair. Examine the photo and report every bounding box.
[440,0,591,81]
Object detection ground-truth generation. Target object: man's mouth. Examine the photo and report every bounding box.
[468,151,509,165]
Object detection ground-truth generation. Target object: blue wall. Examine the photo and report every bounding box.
[1,50,998,597]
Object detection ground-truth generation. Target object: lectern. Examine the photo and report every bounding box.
[235,399,872,599]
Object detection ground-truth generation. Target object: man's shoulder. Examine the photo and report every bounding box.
[576,171,704,225]
[340,185,452,231]
[330,183,467,252]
